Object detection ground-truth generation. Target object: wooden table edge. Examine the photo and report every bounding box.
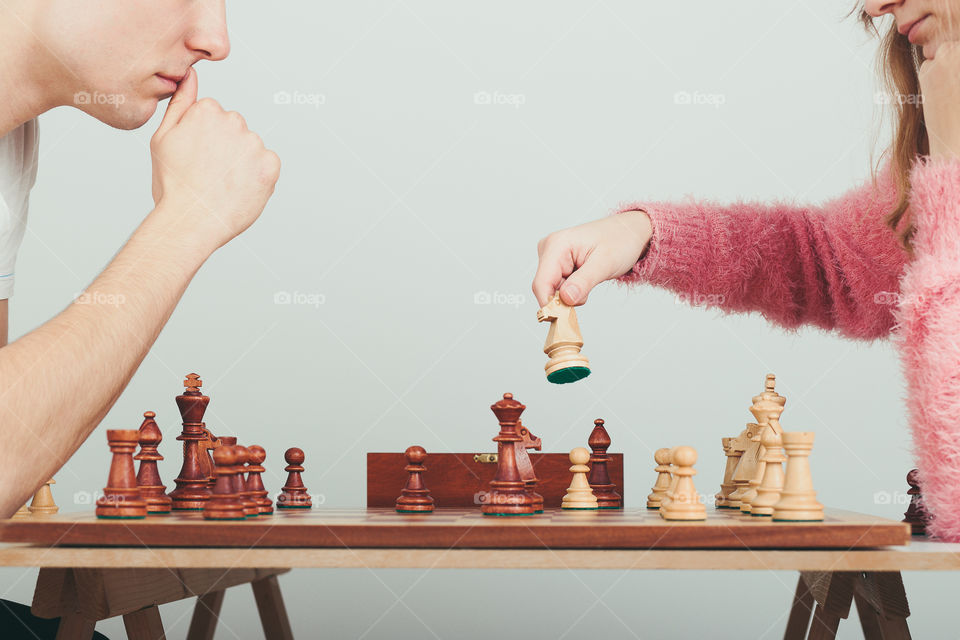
[2,543,960,571]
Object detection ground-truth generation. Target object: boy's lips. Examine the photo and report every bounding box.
[155,74,183,92]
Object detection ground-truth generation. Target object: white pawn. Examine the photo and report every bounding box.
[561,448,599,510]
[659,447,679,510]
[28,479,58,515]
[660,446,706,521]
[772,432,823,522]
[646,448,672,509]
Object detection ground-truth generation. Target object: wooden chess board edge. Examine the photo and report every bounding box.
[0,508,911,550]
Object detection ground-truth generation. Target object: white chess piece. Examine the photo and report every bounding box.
[28,479,58,515]
[750,426,786,517]
[772,432,823,521]
[646,448,672,509]
[659,447,679,510]
[561,448,598,510]
[661,446,706,521]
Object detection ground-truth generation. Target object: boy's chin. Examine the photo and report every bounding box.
[77,98,159,131]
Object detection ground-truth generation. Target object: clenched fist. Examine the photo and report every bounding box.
[150,68,281,252]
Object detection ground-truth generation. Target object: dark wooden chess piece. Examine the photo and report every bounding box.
[515,419,544,513]
[96,430,148,519]
[134,411,173,514]
[169,374,212,510]
[234,446,260,517]
[481,393,536,516]
[246,445,273,515]
[903,468,930,536]
[204,446,246,520]
[277,448,312,509]
[587,418,622,509]
[200,426,221,491]
[395,446,435,513]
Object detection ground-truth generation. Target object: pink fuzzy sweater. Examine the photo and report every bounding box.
[615,156,960,540]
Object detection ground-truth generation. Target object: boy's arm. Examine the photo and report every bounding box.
[0,69,280,517]
[0,205,208,516]
[0,299,7,347]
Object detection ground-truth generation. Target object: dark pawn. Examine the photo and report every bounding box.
[587,419,622,509]
[135,411,173,514]
[277,448,312,509]
[204,446,246,520]
[395,446,435,513]
[246,445,273,515]
[96,430,148,519]
[232,446,260,517]
[903,469,930,536]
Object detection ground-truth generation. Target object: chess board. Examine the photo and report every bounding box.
[0,508,910,549]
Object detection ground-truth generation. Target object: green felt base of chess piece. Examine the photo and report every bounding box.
[277,504,312,509]
[547,366,591,385]
[561,506,599,511]
[597,506,622,510]
[396,509,434,514]
[96,515,146,520]
[773,518,824,522]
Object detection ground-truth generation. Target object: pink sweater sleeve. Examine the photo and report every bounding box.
[615,168,908,340]
[892,156,960,541]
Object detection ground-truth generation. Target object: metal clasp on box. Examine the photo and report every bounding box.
[473,453,498,464]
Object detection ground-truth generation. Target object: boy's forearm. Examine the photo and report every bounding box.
[0,202,211,516]
[0,299,7,347]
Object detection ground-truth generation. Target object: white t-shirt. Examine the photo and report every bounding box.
[0,118,39,299]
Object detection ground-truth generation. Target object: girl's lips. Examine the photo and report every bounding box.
[908,16,929,44]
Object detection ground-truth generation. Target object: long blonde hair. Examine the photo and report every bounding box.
[854,4,928,256]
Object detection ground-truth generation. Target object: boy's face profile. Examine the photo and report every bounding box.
[35,0,231,129]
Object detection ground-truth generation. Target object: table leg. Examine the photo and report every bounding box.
[852,571,912,640]
[251,574,294,640]
[187,589,226,640]
[854,590,886,637]
[784,574,814,639]
[55,612,96,640]
[122,605,166,640]
[783,571,913,640]
[807,604,842,640]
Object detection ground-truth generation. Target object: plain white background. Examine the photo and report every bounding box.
[4,1,953,638]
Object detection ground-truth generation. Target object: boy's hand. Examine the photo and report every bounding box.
[150,68,281,251]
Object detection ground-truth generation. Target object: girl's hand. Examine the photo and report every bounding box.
[920,40,960,159]
[532,210,653,307]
